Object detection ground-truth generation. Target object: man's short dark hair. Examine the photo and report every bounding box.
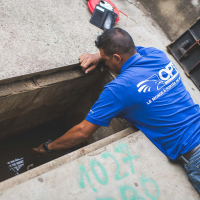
[95,28,136,56]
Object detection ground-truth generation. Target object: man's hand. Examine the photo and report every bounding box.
[79,52,101,74]
[33,144,47,157]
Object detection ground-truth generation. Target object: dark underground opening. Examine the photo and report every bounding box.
[0,116,84,182]
[0,65,131,183]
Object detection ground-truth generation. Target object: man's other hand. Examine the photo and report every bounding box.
[33,144,46,157]
[79,53,101,74]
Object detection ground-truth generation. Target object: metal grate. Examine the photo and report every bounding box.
[167,18,200,90]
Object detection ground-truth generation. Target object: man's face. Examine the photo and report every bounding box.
[99,49,121,74]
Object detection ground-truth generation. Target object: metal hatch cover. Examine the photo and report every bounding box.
[167,18,200,91]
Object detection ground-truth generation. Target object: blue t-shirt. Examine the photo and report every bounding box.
[86,46,200,160]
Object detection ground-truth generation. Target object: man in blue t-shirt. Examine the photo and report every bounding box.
[33,28,200,193]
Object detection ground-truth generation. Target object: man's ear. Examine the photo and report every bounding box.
[113,54,122,63]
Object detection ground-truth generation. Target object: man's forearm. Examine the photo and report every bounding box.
[47,120,99,151]
[33,120,99,154]
[48,124,87,151]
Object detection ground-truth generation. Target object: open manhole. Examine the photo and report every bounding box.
[0,63,131,182]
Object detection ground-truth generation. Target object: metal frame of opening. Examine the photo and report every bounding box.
[167,18,200,90]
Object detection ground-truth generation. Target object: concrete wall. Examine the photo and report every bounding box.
[0,65,110,140]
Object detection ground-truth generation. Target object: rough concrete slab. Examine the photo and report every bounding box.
[0,130,199,199]
[138,0,199,41]
[0,0,101,80]
[190,0,200,13]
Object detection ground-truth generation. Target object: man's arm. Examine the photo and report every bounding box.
[33,119,100,155]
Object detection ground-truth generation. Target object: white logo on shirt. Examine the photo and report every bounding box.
[137,62,178,93]
[90,110,94,113]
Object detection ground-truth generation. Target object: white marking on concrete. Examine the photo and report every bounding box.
[191,0,199,6]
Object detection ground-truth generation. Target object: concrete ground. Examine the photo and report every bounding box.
[0,0,200,199]
[138,0,200,41]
